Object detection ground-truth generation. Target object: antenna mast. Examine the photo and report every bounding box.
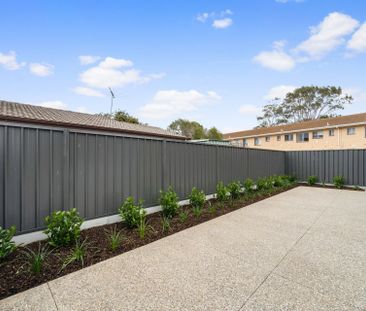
[109,87,115,116]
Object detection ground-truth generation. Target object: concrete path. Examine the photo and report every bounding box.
[1,186,366,310]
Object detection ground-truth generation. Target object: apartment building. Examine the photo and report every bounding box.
[223,113,366,151]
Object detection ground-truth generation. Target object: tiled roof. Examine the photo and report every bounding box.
[0,101,186,140]
[224,113,366,139]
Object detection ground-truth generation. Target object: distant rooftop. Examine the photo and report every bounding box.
[190,139,232,146]
[224,112,366,139]
[0,101,186,140]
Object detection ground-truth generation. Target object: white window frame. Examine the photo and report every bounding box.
[296,132,309,143]
[254,137,260,146]
[329,129,335,136]
[284,134,293,142]
[312,130,324,139]
[265,136,270,142]
[347,127,356,135]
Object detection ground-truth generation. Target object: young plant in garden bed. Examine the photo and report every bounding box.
[243,178,254,193]
[333,175,345,189]
[216,182,229,206]
[227,181,241,206]
[105,227,124,252]
[61,239,90,271]
[119,197,146,229]
[161,216,171,233]
[137,216,152,239]
[44,209,83,247]
[307,175,318,186]
[159,186,179,219]
[0,226,17,261]
[189,187,206,217]
[179,210,189,223]
[21,243,52,276]
[208,201,216,214]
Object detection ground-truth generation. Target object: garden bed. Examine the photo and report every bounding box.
[0,183,297,300]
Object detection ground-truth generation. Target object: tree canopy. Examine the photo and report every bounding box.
[257,86,353,127]
[99,110,140,124]
[168,119,223,140]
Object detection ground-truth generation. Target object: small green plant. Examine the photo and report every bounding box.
[0,225,16,260]
[137,216,149,239]
[179,210,188,223]
[307,175,318,186]
[189,187,206,217]
[119,197,146,229]
[208,201,216,214]
[105,227,124,252]
[161,216,171,233]
[333,175,345,189]
[243,178,254,193]
[22,243,52,275]
[256,178,272,191]
[227,181,241,200]
[44,209,83,247]
[61,239,90,270]
[159,186,179,219]
[216,182,229,202]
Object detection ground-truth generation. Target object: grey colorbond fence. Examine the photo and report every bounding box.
[286,150,366,186]
[0,123,285,234]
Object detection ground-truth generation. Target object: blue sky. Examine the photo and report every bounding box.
[1,0,366,132]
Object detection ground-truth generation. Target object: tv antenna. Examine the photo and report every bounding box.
[108,87,115,115]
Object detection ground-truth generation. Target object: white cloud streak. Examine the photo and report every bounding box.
[264,85,297,100]
[347,22,366,54]
[140,90,221,119]
[29,63,54,77]
[212,18,233,29]
[73,86,105,97]
[79,55,101,65]
[0,51,25,70]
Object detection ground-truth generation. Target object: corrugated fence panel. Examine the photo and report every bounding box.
[286,149,366,186]
[0,122,288,234]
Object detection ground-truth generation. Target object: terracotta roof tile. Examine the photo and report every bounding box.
[224,113,366,139]
[0,101,186,140]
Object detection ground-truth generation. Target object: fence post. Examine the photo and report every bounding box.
[63,129,70,211]
[215,146,219,184]
[162,139,167,191]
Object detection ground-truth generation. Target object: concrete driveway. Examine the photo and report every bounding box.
[1,186,366,311]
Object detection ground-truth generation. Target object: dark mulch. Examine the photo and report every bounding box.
[0,184,298,300]
[300,183,365,192]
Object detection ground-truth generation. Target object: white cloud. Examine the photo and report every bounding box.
[79,56,163,89]
[0,51,25,70]
[79,55,101,65]
[295,12,359,60]
[264,85,297,100]
[239,104,261,114]
[196,12,210,22]
[347,22,366,54]
[29,63,54,77]
[33,101,67,110]
[73,86,105,97]
[253,43,295,71]
[212,18,233,29]
[140,90,221,119]
[75,106,90,113]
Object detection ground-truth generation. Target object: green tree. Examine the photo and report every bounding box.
[99,110,139,124]
[207,127,223,140]
[168,119,223,140]
[257,86,352,127]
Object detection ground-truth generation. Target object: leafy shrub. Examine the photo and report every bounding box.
[216,182,229,202]
[189,187,206,216]
[0,225,17,260]
[256,178,273,191]
[22,243,52,275]
[227,181,241,200]
[159,186,179,219]
[243,178,254,192]
[333,175,345,189]
[307,175,318,186]
[119,197,146,229]
[208,201,216,214]
[287,175,297,183]
[105,227,124,252]
[61,239,90,270]
[44,209,83,247]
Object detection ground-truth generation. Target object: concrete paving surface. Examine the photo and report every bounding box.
[1,186,365,310]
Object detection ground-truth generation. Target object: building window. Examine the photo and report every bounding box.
[243,138,248,147]
[329,129,335,136]
[265,136,270,142]
[347,127,356,135]
[277,135,281,141]
[296,132,309,142]
[254,138,260,146]
[313,130,324,139]
[284,134,293,142]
